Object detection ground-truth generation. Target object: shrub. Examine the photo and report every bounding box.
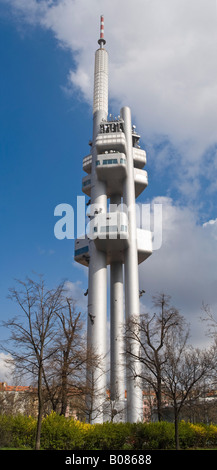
[125,421,175,450]
[84,422,132,450]
[11,414,36,448]
[206,423,217,447]
[40,412,89,450]
[1,413,217,450]
[0,414,36,448]
[189,423,207,448]
[179,421,213,449]
[0,415,13,448]
[179,421,196,449]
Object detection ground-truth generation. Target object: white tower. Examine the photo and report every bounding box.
[74,16,152,423]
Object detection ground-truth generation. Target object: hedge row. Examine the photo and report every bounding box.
[1,413,217,450]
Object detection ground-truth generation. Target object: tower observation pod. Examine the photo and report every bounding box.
[74,16,152,423]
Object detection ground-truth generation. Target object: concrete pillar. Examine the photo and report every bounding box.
[121,106,143,423]
[87,47,108,424]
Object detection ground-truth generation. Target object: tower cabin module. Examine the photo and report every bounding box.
[74,16,152,423]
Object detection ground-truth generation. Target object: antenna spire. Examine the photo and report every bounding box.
[98,15,106,47]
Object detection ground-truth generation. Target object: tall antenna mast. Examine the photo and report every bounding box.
[98,14,106,47]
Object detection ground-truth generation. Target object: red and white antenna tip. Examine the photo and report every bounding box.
[98,15,106,46]
[100,15,104,39]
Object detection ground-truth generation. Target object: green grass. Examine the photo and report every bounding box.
[1,447,217,451]
[0,447,32,450]
[188,447,217,450]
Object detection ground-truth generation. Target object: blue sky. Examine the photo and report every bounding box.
[0,0,217,369]
[0,11,91,334]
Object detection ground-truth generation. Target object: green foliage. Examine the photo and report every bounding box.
[0,415,13,448]
[40,413,132,450]
[125,421,175,450]
[40,412,88,450]
[1,413,217,450]
[179,421,198,449]
[84,422,133,450]
[179,421,217,449]
[0,414,36,448]
[206,423,217,447]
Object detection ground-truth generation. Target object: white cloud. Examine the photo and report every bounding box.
[64,279,88,310]
[0,353,14,382]
[203,218,217,226]
[139,197,217,346]
[202,218,217,240]
[3,0,217,178]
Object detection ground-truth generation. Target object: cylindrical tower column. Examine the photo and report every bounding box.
[121,106,143,423]
[110,263,125,395]
[86,37,108,423]
[109,196,126,420]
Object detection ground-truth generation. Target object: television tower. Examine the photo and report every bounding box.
[74,16,152,423]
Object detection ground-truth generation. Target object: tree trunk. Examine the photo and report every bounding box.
[60,356,68,416]
[35,405,43,450]
[174,408,180,450]
[156,376,162,421]
[35,360,43,450]
[60,393,68,416]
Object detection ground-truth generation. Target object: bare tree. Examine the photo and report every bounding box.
[103,388,127,423]
[1,275,109,433]
[200,303,217,391]
[182,379,217,424]
[125,293,187,421]
[2,276,64,449]
[43,298,87,416]
[201,303,217,338]
[162,333,213,449]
